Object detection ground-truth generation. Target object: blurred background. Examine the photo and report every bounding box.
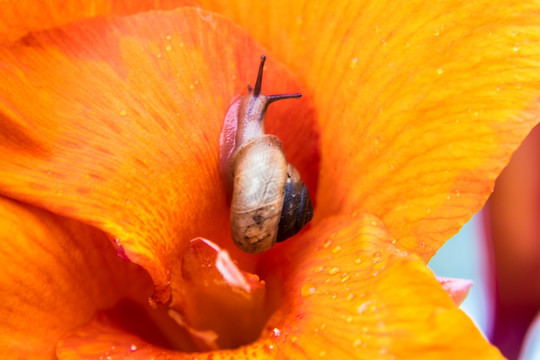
[429,124,540,360]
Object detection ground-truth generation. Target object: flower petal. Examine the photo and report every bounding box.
[257,214,502,358]
[199,0,540,260]
[0,197,153,358]
[57,214,502,358]
[437,276,474,306]
[0,0,193,44]
[0,9,319,304]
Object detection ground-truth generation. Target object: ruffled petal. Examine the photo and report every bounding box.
[199,0,540,261]
[0,8,319,304]
[0,197,154,358]
[57,214,502,358]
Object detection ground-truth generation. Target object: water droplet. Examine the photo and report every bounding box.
[357,301,372,314]
[130,344,138,352]
[345,315,353,323]
[165,34,172,40]
[513,43,520,52]
[316,265,324,273]
[320,323,327,330]
[301,283,317,297]
[156,53,162,59]
[119,108,127,116]
[347,293,355,301]
[323,239,332,248]
[350,57,358,69]
[436,67,444,75]
[341,273,350,282]
[165,45,172,52]
[355,258,362,264]
[391,239,397,245]
[328,267,340,275]
[272,328,281,337]
[372,251,381,264]
[433,28,441,36]
[332,246,342,254]
[353,339,362,347]
[189,83,195,90]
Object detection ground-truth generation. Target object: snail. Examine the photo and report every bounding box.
[219,55,313,254]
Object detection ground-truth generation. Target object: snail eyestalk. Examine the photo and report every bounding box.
[267,93,302,105]
[253,55,266,97]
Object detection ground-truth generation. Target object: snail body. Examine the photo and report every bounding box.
[219,56,313,254]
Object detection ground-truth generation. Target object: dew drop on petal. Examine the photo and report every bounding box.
[272,328,281,337]
[301,283,317,297]
[357,301,372,315]
[130,344,138,352]
[328,267,340,275]
[372,251,381,264]
[332,245,343,254]
[350,57,358,69]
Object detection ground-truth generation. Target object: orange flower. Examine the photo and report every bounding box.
[1,1,539,358]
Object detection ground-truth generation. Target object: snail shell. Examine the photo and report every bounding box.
[219,55,313,254]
